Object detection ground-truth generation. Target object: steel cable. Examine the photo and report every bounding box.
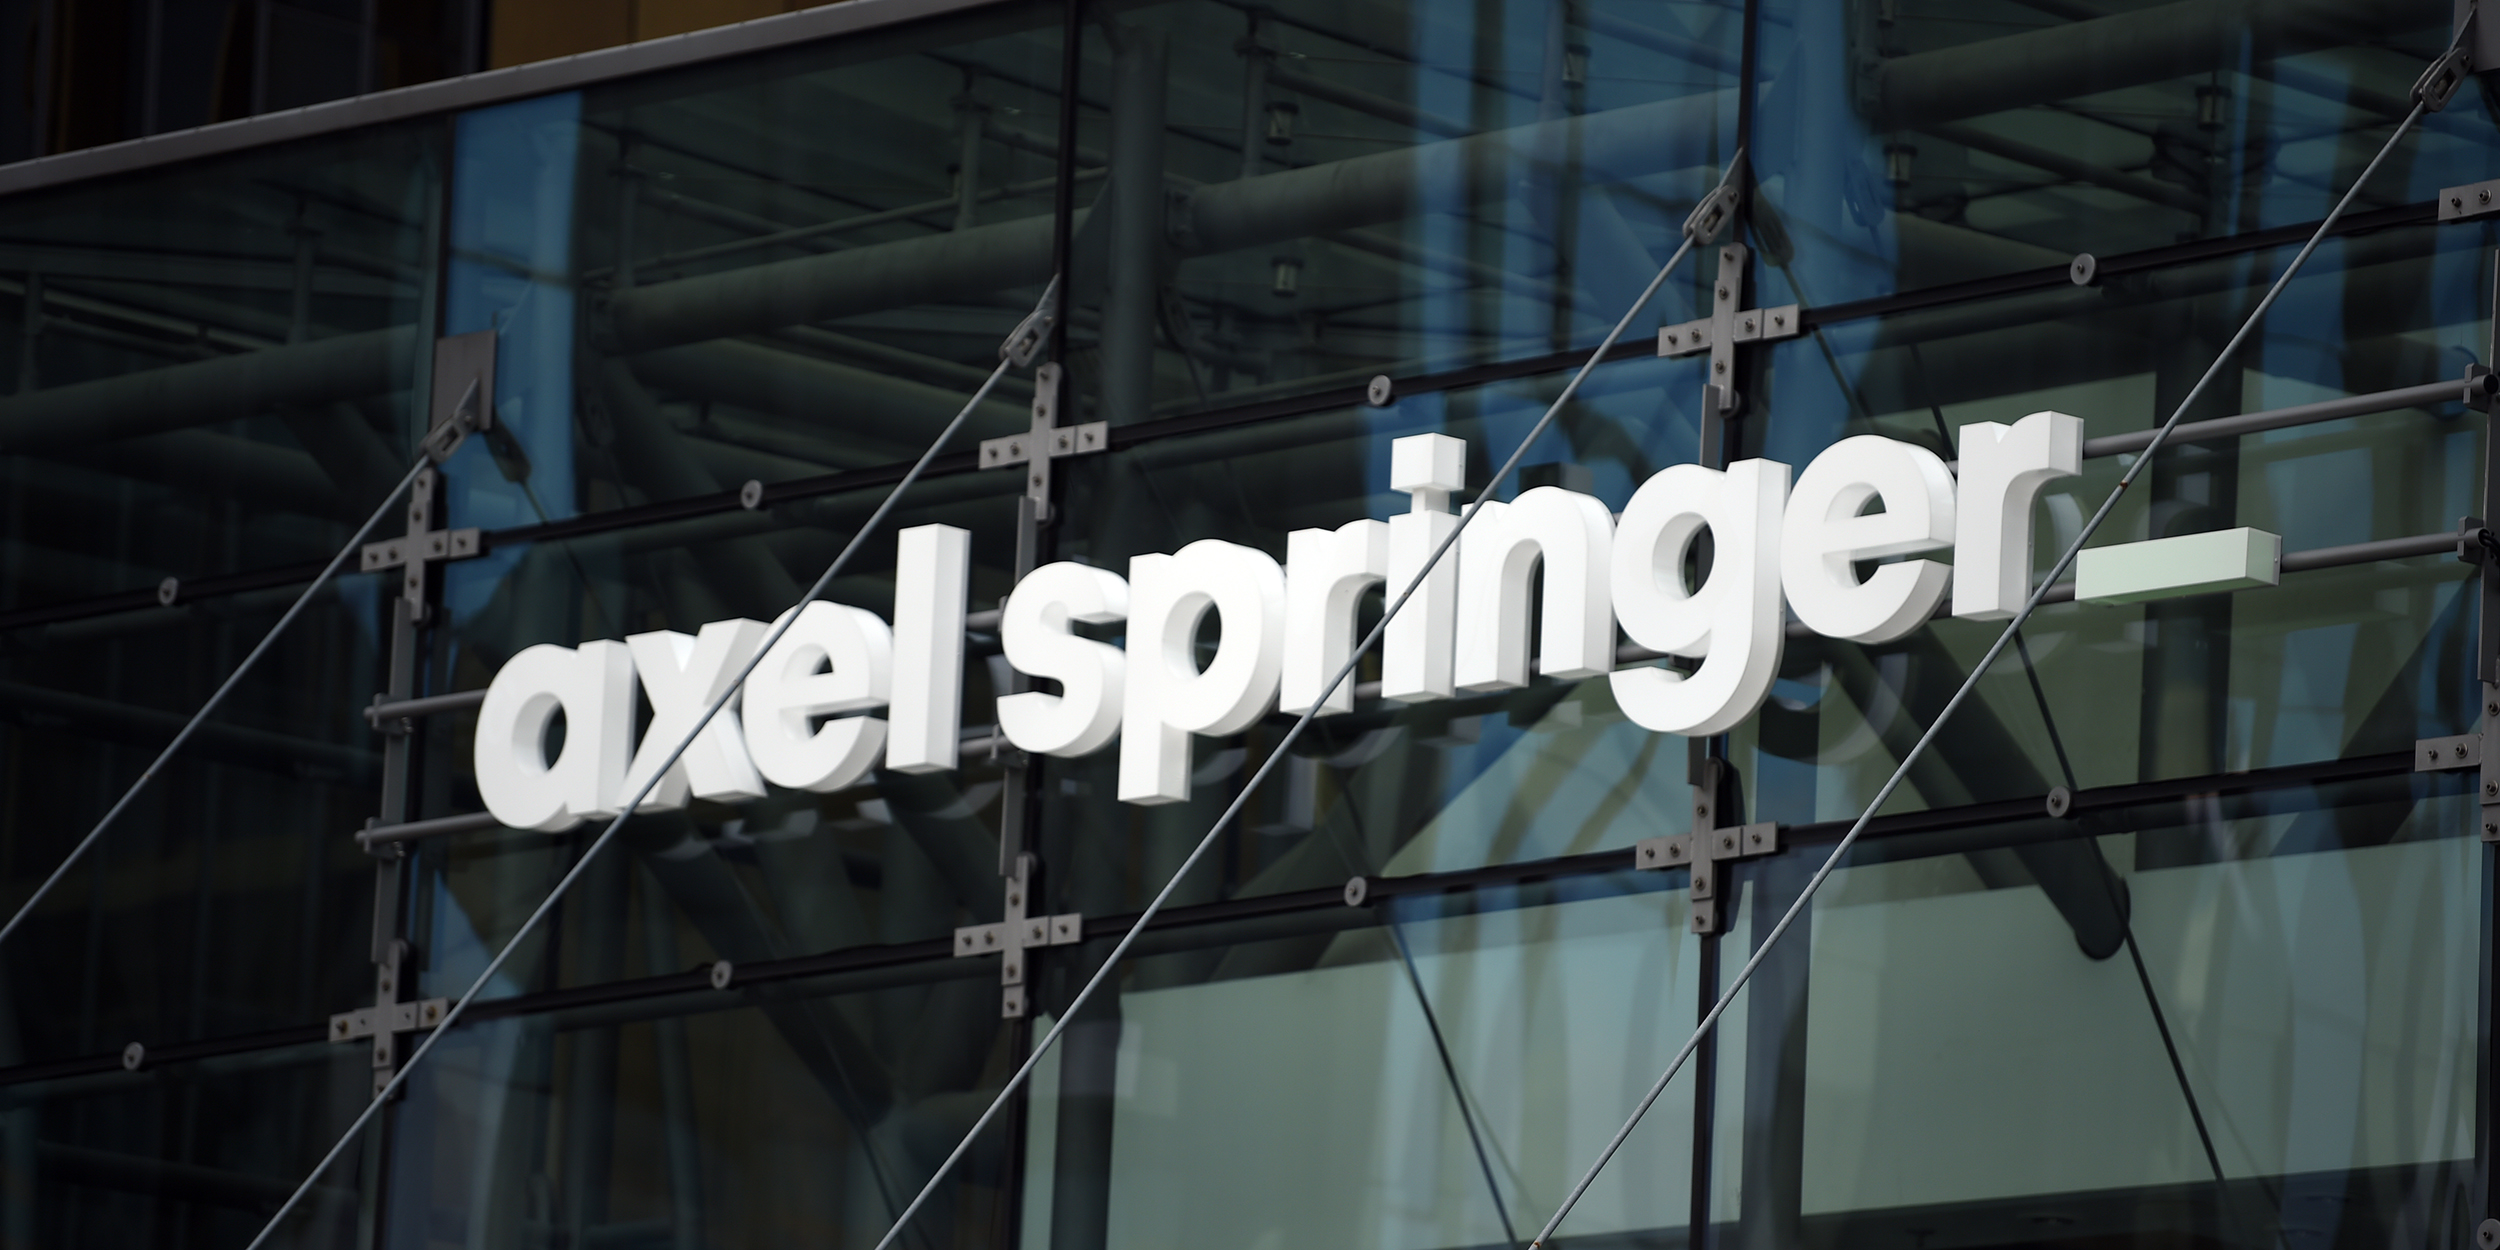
[0,381,495,956]
[868,152,1750,1250]
[239,281,1059,1250]
[1523,84,2443,1250]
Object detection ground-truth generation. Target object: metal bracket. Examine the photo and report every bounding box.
[2415,41,2473,112]
[952,853,1082,1018]
[2417,733,2483,772]
[1632,758,1779,934]
[328,939,446,1098]
[977,363,1104,525]
[360,526,482,572]
[2441,179,2500,224]
[1656,242,1799,419]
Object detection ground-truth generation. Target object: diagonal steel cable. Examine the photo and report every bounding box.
[868,151,1749,1250]
[0,381,493,955]
[1523,76,2448,1250]
[241,281,1060,1250]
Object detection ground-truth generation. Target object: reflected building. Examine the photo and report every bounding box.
[0,1,2492,1249]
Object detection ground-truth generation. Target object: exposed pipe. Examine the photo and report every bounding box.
[629,340,1024,451]
[0,327,413,454]
[1871,0,2403,130]
[606,90,1730,353]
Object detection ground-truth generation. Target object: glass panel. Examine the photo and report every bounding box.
[1017,873,1737,1250]
[0,122,443,1060]
[1034,351,1733,911]
[1796,780,2478,1248]
[1751,0,2492,307]
[0,1039,377,1249]
[1060,0,1743,424]
[415,470,1031,1001]
[459,6,1070,523]
[1746,219,2487,819]
[373,982,1019,1250]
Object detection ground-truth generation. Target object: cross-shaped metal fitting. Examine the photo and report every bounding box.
[1657,241,1801,419]
[328,940,448,1099]
[978,363,1105,524]
[1633,758,1779,934]
[952,853,1083,1018]
[360,468,481,627]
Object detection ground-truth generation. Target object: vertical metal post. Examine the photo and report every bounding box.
[252,0,273,115]
[615,137,640,291]
[1099,26,1166,428]
[1236,13,1266,182]
[956,75,986,232]
[15,274,40,395]
[2474,254,2500,1250]
[356,0,377,95]
[1736,851,1810,1250]
[27,0,55,158]
[141,0,164,136]
[640,867,706,1250]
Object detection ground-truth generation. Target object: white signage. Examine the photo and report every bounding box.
[474,412,2178,829]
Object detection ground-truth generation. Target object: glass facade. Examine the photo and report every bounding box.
[0,0,2493,1248]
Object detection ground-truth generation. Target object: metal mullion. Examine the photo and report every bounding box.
[0,748,2447,1094]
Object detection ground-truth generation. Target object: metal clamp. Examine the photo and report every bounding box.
[1682,180,1741,246]
[2440,179,2500,224]
[2416,733,2483,772]
[2414,41,2473,112]
[999,274,1062,367]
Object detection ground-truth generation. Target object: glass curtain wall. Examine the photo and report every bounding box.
[0,1,2490,1249]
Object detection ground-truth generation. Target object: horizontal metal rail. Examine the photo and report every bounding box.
[4,745,2435,1093]
[3,370,2477,637]
[2080,378,2472,458]
[356,810,499,847]
[364,688,488,726]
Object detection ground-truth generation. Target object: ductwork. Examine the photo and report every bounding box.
[608,214,1062,355]
[1870,0,2402,130]
[607,89,1733,355]
[630,340,1025,451]
[0,327,412,454]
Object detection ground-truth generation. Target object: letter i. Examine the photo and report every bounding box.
[1383,433,1465,703]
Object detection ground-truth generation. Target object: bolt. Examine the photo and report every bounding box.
[1716,285,1728,300]
[2483,189,2492,205]
[1714,361,1726,374]
[2458,744,2470,759]
[2455,197,2466,209]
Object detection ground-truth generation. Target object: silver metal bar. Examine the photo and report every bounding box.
[2082,378,2464,458]
[355,811,501,848]
[364,688,487,725]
